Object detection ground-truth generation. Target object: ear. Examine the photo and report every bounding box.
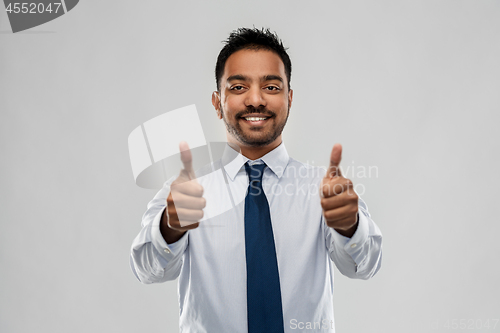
[288,88,293,109]
[212,91,222,119]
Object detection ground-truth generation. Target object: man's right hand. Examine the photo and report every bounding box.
[160,141,206,244]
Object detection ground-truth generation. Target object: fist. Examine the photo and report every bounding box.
[165,141,206,232]
[320,144,359,237]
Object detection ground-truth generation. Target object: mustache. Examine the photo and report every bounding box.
[236,106,276,118]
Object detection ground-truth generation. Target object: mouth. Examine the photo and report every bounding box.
[239,115,273,126]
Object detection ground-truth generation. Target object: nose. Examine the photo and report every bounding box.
[244,86,266,108]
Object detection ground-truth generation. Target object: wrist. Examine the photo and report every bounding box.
[160,209,186,244]
[334,213,359,238]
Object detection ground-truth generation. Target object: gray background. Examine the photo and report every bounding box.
[1,0,499,332]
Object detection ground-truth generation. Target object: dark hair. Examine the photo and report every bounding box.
[215,27,292,91]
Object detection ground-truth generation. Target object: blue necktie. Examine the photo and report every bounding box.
[244,162,285,333]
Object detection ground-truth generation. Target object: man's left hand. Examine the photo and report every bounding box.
[320,144,359,238]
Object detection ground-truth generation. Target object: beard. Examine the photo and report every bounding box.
[221,105,289,147]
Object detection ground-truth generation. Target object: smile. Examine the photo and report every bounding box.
[240,116,272,126]
[244,117,268,121]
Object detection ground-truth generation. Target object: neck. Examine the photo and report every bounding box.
[227,136,282,160]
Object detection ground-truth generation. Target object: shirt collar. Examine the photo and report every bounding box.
[221,142,290,181]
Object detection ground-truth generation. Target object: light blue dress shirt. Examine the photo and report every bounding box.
[130,142,382,333]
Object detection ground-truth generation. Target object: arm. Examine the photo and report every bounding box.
[130,142,205,284]
[323,196,382,280]
[130,177,190,284]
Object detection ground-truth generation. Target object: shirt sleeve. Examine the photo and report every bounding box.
[130,176,189,284]
[323,196,383,280]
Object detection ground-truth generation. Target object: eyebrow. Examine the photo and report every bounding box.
[226,74,284,84]
[263,75,284,83]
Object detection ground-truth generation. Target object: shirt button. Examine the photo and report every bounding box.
[164,248,171,254]
[350,243,357,248]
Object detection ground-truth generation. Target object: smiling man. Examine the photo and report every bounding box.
[130,27,383,333]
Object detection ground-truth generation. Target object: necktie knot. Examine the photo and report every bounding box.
[245,162,266,184]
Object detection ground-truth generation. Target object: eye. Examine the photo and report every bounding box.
[230,85,245,91]
[265,86,280,91]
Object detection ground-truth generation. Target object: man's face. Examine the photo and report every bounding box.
[212,49,293,148]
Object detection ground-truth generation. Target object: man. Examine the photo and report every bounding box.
[130,27,382,333]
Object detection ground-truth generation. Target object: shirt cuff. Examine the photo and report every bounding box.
[331,210,369,255]
[150,207,189,267]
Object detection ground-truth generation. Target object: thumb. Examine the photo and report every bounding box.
[179,141,196,180]
[326,143,343,178]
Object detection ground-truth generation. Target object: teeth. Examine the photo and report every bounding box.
[245,117,267,121]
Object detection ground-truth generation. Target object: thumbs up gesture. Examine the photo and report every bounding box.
[161,141,206,243]
[320,144,359,238]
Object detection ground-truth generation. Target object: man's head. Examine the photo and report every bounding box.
[212,28,293,154]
